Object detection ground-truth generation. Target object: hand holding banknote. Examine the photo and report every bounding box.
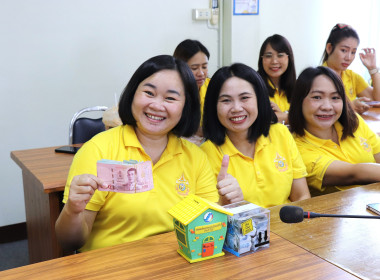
[66,174,107,214]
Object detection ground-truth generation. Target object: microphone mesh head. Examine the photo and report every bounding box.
[279,206,304,223]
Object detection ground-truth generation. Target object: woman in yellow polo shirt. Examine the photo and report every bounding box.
[258,34,296,124]
[322,23,380,114]
[173,39,210,144]
[201,63,310,208]
[55,55,218,252]
[289,66,380,195]
[173,39,210,112]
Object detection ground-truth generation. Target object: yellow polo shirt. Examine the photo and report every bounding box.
[294,116,380,192]
[63,125,218,251]
[199,77,210,122]
[341,69,369,100]
[323,62,368,101]
[201,123,307,208]
[268,82,290,112]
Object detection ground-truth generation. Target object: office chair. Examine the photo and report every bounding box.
[69,106,108,144]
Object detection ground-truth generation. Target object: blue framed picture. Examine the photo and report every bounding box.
[233,0,259,15]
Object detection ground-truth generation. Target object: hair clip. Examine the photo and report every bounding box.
[333,23,351,30]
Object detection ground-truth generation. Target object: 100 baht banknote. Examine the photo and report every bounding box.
[97,159,153,193]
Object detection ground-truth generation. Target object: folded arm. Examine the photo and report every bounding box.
[322,153,380,187]
[289,177,310,202]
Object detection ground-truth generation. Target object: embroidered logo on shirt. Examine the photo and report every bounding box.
[274,153,288,172]
[175,173,189,196]
[360,137,372,153]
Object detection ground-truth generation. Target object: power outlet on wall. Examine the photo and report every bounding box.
[192,9,211,20]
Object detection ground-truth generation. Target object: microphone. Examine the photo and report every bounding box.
[279,205,380,223]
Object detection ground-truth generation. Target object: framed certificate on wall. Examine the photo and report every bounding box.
[233,0,259,15]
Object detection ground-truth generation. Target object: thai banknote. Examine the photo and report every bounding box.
[97,159,153,193]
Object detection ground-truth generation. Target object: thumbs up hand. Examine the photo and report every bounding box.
[217,154,229,182]
[217,155,244,205]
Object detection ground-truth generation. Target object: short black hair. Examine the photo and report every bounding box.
[118,55,200,137]
[173,39,210,62]
[289,66,358,140]
[127,168,137,174]
[258,34,296,103]
[322,24,360,63]
[203,63,277,145]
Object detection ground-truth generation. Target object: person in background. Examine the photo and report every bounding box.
[258,34,296,124]
[289,66,380,196]
[173,39,210,144]
[55,55,218,252]
[201,63,310,208]
[322,23,380,114]
[102,106,122,129]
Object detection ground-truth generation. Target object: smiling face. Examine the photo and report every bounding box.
[326,37,358,74]
[217,77,258,139]
[187,51,208,88]
[302,75,343,137]
[132,70,185,139]
[262,44,289,84]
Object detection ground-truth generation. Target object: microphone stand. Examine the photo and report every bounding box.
[304,211,380,219]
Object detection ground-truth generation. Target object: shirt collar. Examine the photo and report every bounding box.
[220,134,270,157]
[301,122,343,148]
[122,125,142,149]
[268,79,282,95]
[220,136,240,156]
[268,79,276,90]
[166,134,183,156]
[255,133,270,152]
[122,124,182,156]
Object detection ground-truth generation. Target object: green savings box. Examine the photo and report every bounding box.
[168,195,233,263]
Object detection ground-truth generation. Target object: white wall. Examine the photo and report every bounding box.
[1,0,379,227]
[0,0,219,227]
[224,0,380,81]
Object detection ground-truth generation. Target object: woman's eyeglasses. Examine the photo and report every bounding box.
[262,53,288,60]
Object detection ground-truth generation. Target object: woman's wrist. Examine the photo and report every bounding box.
[369,67,379,75]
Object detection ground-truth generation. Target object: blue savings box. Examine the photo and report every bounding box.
[168,195,233,263]
[223,201,270,257]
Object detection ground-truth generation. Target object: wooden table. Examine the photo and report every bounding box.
[11,146,76,264]
[10,144,380,277]
[361,107,380,135]
[269,183,380,280]
[0,231,358,279]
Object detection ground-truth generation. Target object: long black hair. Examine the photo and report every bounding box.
[258,34,296,103]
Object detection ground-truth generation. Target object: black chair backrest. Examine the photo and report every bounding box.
[72,117,105,144]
